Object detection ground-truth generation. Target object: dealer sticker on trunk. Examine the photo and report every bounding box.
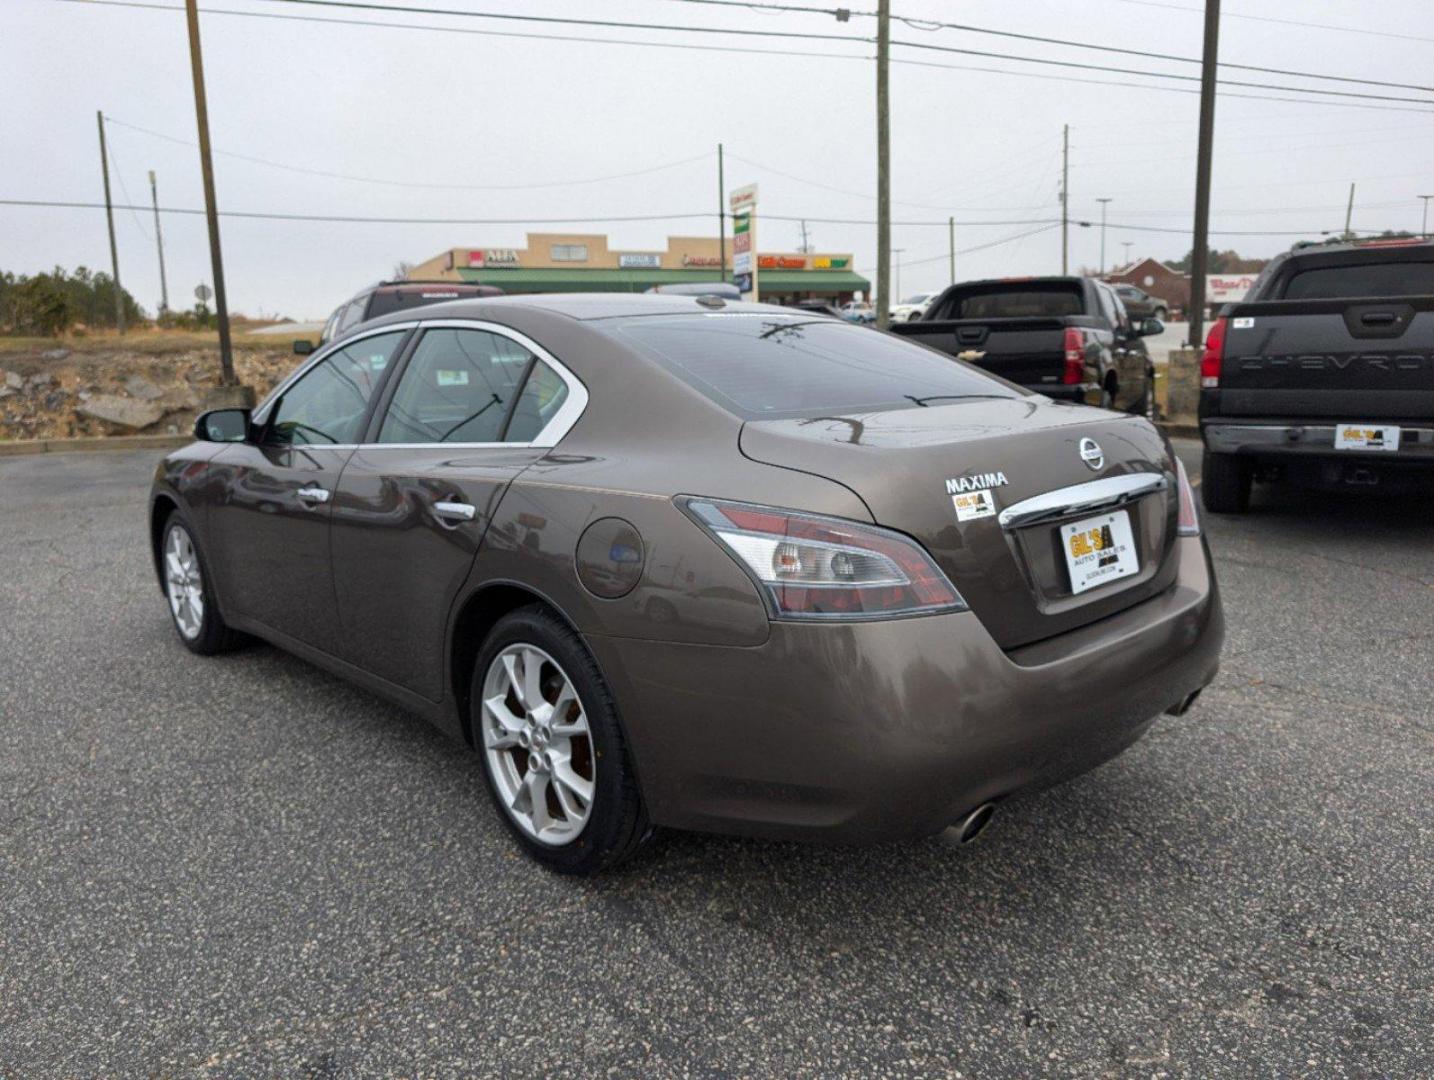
[1335,423,1401,451]
[951,489,996,522]
[1060,509,1139,595]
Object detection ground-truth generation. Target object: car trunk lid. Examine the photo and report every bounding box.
[740,398,1179,649]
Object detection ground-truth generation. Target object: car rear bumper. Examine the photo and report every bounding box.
[585,535,1223,842]
[1203,419,1434,462]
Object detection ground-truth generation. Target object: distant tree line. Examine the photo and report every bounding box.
[0,266,146,336]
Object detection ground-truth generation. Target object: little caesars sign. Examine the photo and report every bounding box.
[730,183,758,302]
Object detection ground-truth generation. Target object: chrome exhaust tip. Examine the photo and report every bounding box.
[952,802,997,845]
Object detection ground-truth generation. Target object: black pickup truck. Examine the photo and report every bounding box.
[892,276,1162,416]
[1199,238,1434,512]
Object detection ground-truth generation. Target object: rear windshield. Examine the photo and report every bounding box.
[1281,261,1434,300]
[931,281,1085,320]
[366,288,481,319]
[608,314,1019,421]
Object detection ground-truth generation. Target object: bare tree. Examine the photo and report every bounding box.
[392,260,415,281]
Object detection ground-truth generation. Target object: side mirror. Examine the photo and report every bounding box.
[1140,317,1165,337]
[293,339,315,355]
[194,407,251,443]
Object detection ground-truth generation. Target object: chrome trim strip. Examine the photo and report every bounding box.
[997,472,1170,530]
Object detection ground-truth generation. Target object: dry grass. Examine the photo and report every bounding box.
[0,325,321,356]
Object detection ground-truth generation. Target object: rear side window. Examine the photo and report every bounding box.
[1280,260,1434,300]
[378,328,534,444]
[933,282,1084,319]
[610,314,1018,421]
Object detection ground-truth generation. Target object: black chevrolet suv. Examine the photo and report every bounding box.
[1198,237,1434,512]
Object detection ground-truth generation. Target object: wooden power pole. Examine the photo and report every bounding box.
[948,216,955,285]
[876,0,891,328]
[149,170,170,315]
[96,112,125,334]
[185,0,235,386]
[1187,0,1222,349]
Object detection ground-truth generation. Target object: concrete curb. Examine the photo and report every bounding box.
[1157,420,1200,440]
[0,434,191,457]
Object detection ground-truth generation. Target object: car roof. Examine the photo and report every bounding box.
[356,292,806,327]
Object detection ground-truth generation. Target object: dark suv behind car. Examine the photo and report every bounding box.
[1113,284,1169,321]
[317,281,504,345]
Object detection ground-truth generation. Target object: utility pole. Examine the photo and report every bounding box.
[96,111,125,334]
[798,219,812,253]
[1187,0,1221,349]
[1344,182,1356,239]
[1122,241,1134,266]
[1421,194,1434,238]
[948,216,955,285]
[876,0,891,328]
[717,143,726,282]
[1060,124,1069,275]
[1096,197,1113,275]
[894,248,905,300]
[148,170,169,315]
[185,0,235,386]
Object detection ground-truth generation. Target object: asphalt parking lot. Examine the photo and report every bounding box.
[1,442,1429,1078]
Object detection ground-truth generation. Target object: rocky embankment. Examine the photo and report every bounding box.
[0,345,295,441]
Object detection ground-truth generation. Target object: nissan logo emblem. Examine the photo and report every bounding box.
[1079,437,1104,471]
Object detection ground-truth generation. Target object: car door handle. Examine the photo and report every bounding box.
[296,485,330,504]
[434,500,476,522]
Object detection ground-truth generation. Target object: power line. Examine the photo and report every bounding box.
[1101,0,1434,46]
[3,198,1375,236]
[651,0,1434,94]
[53,0,1434,116]
[106,116,714,191]
[889,37,1434,107]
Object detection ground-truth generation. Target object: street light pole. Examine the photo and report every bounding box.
[1420,194,1433,239]
[1122,241,1134,266]
[1096,197,1113,275]
[717,143,726,283]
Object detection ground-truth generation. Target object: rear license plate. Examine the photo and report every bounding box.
[1335,423,1400,451]
[1060,510,1139,595]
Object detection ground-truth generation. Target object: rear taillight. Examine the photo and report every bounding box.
[681,498,968,620]
[1200,316,1227,388]
[1062,327,1085,384]
[1175,457,1201,536]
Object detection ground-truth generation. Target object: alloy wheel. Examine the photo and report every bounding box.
[479,644,596,845]
[164,524,205,640]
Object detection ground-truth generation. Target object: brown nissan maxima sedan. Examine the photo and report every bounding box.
[150,294,1223,874]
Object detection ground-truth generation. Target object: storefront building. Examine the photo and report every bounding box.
[407,233,869,303]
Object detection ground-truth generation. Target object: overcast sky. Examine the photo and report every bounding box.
[6,0,1433,319]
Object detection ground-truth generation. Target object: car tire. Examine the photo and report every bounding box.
[160,511,244,655]
[470,604,651,875]
[1099,382,1116,410]
[1153,306,1168,321]
[1201,449,1252,514]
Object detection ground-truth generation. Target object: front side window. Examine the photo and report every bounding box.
[268,330,406,445]
[336,297,369,335]
[611,314,1019,421]
[377,328,534,444]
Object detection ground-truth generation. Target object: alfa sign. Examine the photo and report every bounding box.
[468,249,519,268]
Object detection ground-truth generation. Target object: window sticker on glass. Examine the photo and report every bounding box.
[436,369,470,387]
[369,354,389,370]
